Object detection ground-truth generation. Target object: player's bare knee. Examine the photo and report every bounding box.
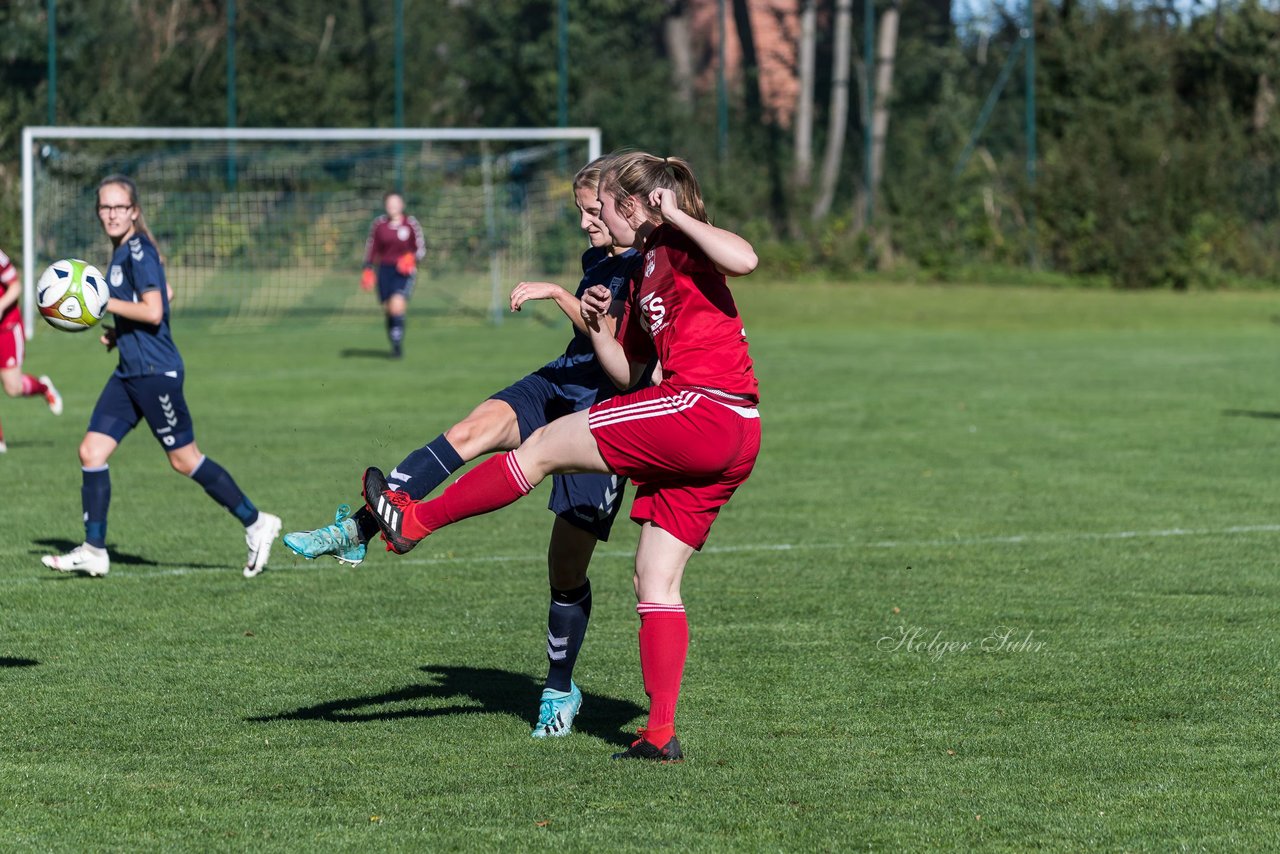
[445,419,484,457]
[78,440,106,468]
[167,446,200,476]
[0,376,21,397]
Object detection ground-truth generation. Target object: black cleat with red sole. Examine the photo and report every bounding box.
[611,732,684,762]
[361,467,419,554]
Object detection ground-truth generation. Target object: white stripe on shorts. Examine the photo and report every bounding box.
[587,391,700,429]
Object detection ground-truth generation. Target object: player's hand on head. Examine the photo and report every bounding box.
[510,281,562,312]
[649,188,681,223]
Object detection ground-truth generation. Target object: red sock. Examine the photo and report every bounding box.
[406,452,534,538]
[20,375,48,397]
[637,602,689,745]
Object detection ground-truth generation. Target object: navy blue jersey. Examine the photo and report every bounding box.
[106,233,183,378]
[537,246,641,409]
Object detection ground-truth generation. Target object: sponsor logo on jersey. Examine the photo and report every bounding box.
[644,249,656,278]
[608,275,625,295]
[397,225,411,241]
[639,292,667,335]
[110,265,124,287]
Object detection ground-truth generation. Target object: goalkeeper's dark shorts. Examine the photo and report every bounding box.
[376,263,415,303]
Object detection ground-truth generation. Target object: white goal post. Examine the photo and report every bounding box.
[21,126,603,336]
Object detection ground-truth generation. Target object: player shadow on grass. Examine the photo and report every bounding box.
[248,664,646,747]
[0,658,38,667]
[1222,408,1280,420]
[339,348,398,360]
[31,538,225,571]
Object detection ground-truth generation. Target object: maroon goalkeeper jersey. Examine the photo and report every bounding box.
[363,215,425,267]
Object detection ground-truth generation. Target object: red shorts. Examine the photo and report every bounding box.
[0,321,24,370]
[588,384,761,549]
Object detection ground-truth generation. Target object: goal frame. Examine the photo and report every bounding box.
[20,125,604,337]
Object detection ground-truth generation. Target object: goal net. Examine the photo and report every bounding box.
[21,127,602,335]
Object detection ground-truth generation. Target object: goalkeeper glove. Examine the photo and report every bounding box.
[360,267,376,291]
[396,253,417,276]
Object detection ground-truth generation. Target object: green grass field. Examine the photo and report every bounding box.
[2,282,1278,850]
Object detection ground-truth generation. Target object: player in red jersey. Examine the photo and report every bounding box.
[361,192,425,359]
[360,151,760,762]
[0,244,63,453]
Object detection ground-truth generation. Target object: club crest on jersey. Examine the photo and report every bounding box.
[397,225,411,241]
[639,292,667,335]
[110,265,124,287]
[609,275,625,295]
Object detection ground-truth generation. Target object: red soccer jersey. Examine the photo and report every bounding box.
[363,215,425,267]
[619,224,759,402]
[0,247,19,330]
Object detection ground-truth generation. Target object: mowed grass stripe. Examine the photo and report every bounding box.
[2,281,1279,850]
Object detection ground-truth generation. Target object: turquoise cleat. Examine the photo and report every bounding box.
[531,681,583,738]
[282,504,367,567]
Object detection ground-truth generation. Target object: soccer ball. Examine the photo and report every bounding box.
[37,259,110,332]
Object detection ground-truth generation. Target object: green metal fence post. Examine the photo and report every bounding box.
[863,0,875,227]
[46,0,56,124]
[227,0,237,188]
[1025,0,1037,267]
[395,0,405,190]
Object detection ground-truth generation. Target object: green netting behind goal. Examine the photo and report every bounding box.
[30,137,592,327]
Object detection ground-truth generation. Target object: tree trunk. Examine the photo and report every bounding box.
[813,0,853,221]
[793,0,817,188]
[731,0,788,228]
[663,0,695,108]
[867,0,899,242]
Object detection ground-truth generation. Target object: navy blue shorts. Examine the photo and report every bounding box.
[490,372,626,541]
[376,264,415,303]
[88,372,195,451]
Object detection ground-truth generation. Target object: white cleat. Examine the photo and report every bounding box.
[0,440,7,453]
[40,376,63,416]
[243,512,282,578]
[42,544,110,577]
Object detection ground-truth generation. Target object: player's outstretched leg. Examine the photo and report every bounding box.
[284,434,465,564]
[362,451,537,553]
[283,504,368,566]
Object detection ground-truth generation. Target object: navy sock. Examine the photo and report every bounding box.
[545,580,592,693]
[350,434,465,544]
[388,314,405,352]
[391,434,465,500]
[190,456,259,526]
[81,465,111,548]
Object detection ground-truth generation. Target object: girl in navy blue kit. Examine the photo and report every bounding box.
[42,176,281,579]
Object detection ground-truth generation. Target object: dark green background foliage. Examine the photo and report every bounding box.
[2,0,1279,287]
